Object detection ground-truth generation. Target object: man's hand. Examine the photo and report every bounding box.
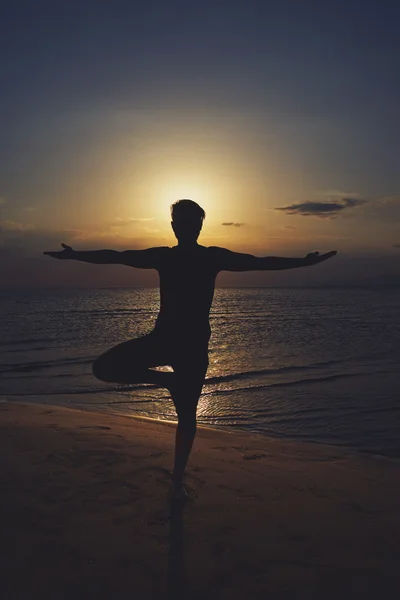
[43,243,74,259]
[303,251,337,266]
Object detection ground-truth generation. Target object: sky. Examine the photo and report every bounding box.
[1,0,399,288]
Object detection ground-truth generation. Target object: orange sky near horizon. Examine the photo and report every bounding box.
[1,108,399,291]
[7,108,395,259]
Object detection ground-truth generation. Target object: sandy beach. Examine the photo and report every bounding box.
[1,402,400,599]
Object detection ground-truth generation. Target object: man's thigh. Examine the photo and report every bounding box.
[171,346,209,406]
[96,330,169,369]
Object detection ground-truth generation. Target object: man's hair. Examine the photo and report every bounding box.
[170,199,206,222]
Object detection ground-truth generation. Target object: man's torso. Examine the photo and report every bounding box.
[154,245,220,340]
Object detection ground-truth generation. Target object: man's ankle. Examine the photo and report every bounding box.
[172,476,183,489]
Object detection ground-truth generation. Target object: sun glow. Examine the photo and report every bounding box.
[149,177,223,223]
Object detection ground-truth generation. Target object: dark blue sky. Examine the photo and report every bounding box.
[1,1,398,176]
[2,0,399,115]
[2,0,399,185]
[1,0,399,287]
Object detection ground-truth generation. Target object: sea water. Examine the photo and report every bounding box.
[1,287,399,457]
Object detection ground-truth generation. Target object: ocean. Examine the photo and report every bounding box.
[1,287,399,457]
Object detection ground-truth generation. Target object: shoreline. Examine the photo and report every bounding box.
[1,401,400,598]
[2,394,400,465]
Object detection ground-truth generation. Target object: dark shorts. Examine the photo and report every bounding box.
[118,329,209,371]
[95,328,209,394]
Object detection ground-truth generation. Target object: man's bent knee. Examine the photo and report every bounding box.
[92,355,115,382]
[92,360,106,382]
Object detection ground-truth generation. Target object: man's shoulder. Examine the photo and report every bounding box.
[205,245,231,256]
[124,246,170,253]
[145,246,171,254]
[203,245,227,252]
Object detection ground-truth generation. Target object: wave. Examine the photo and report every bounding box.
[1,346,395,382]
[50,308,157,315]
[0,355,339,377]
[203,369,392,396]
[204,353,394,386]
[2,369,392,401]
[0,337,57,348]
[2,383,168,399]
[205,361,340,385]
[0,356,94,374]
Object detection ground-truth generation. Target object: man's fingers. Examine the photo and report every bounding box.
[304,250,337,265]
[44,243,73,258]
[317,251,337,262]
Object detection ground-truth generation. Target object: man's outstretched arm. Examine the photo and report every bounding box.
[213,247,337,271]
[44,244,164,269]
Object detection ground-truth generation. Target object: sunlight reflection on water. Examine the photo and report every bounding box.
[1,287,400,455]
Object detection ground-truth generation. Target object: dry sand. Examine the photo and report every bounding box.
[1,401,400,599]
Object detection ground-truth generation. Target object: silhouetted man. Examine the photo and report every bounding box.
[45,199,336,499]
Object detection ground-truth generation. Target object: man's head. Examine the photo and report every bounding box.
[170,199,206,244]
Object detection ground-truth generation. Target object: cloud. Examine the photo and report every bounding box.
[0,198,5,205]
[0,219,35,232]
[323,190,360,200]
[362,195,400,221]
[377,195,400,206]
[222,222,245,227]
[284,225,297,229]
[112,217,155,227]
[394,243,400,248]
[275,197,367,218]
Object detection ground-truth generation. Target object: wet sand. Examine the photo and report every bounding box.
[1,402,400,599]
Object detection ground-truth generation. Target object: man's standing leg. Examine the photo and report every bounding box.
[170,356,208,498]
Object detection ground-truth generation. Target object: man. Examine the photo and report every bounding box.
[44,199,336,499]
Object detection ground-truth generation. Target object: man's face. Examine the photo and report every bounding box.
[171,215,203,243]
